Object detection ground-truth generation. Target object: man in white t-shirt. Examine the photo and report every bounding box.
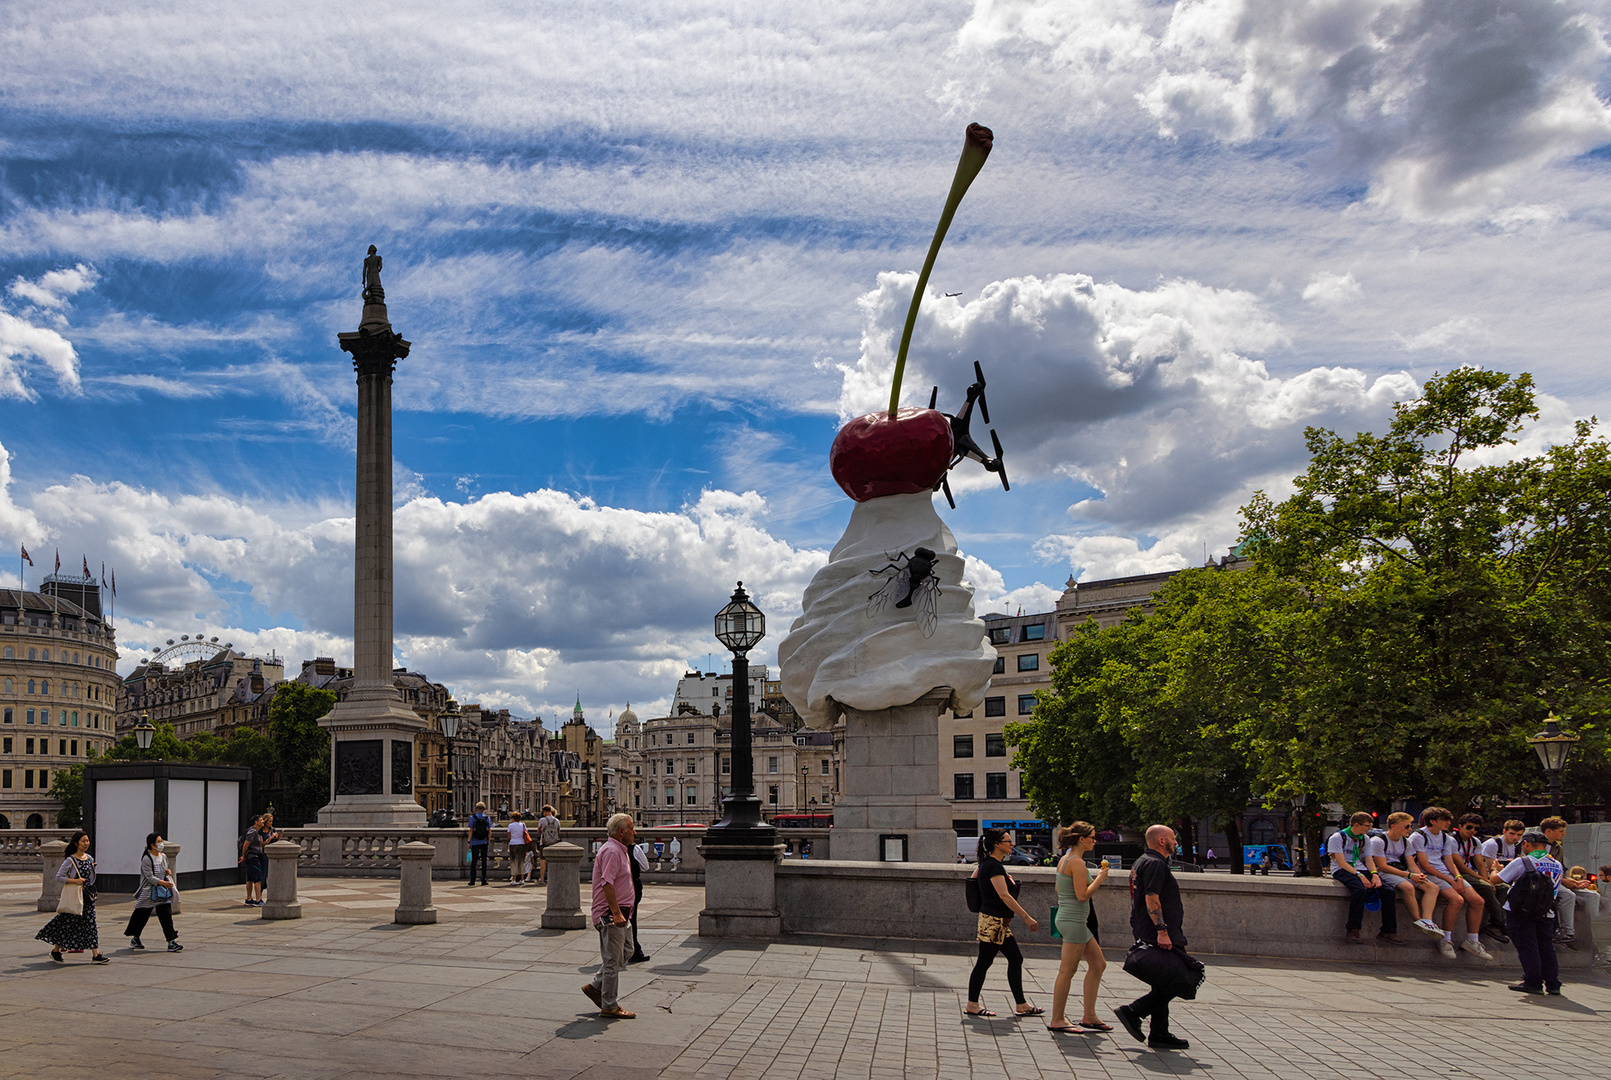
[1409,807,1492,960]
[1371,811,1440,932]
[1327,812,1401,944]
[1480,818,1526,929]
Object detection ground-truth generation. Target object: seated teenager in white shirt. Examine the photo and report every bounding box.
[1327,812,1402,945]
[1541,816,1601,947]
[1408,807,1492,960]
[1373,811,1440,932]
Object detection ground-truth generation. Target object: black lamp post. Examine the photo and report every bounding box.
[709,582,774,840]
[133,712,156,757]
[440,702,461,820]
[1527,712,1580,815]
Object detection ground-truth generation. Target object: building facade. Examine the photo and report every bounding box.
[118,647,287,739]
[1,579,120,828]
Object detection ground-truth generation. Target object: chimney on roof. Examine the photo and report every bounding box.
[314,657,336,676]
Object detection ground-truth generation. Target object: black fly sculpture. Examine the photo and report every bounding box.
[927,360,1010,509]
[867,547,941,638]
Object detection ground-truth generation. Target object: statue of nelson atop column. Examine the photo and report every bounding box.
[362,244,385,304]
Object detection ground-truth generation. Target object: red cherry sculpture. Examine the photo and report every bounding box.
[830,408,954,502]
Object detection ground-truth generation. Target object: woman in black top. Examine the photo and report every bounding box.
[965,828,1042,1017]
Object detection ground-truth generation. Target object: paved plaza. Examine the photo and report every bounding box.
[2,872,1607,1079]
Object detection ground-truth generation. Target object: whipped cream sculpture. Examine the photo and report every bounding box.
[779,124,1011,727]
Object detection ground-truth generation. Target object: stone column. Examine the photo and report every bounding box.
[165,842,182,915]
[830,687,954,864]
[318,248,426,828]
[698,836,784,938]
[540,841,587,929]
[394,841,437,924]
[36,839,67,912]
[262,840,302,920]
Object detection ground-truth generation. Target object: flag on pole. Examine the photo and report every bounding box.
[54,549,60,574]
[101,562,106,587]
[20,546,32,566]
[83,555,90,578]
[111,569,117,596]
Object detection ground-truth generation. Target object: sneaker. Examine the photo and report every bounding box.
[1113,1005,1145,1044]
[1557,936,1579,951]
[129,938,144,950]
[1148,1033,1190,1050]
[1508,983,1545,995]
[1437,939,1457,959]
[1464,940,1494,961]
[167,941,183,952]
[49,949,64,964]
[1414,919,1443,938]
[1546,986,1563,996]
[628,952,650,964]
[91,954,109,964]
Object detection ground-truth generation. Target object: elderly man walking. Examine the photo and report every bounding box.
[1114,825,1198,1051]
[582,813,637,1019]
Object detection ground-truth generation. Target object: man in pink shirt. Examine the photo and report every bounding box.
[582,813,637,1019]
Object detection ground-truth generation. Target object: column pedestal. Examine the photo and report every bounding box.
[831,686,954,864]
[317,686,427,827]
[698,838,783,937]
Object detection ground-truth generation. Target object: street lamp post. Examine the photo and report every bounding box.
[709,582,774,842]
[1527,712,1581,815]
[439,703,461,820]
[132,712,156,758]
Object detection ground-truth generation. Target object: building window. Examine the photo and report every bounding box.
[58,740,66,755]
[686,760,697,774]
[820,759,830,775]
[70,740,77,756]
[988,626,1010,645]
[768,784,779,805]
[721,757,730,775]
[686,788,698,805]
[2,678,9,693]
[953,773,975,800]
[26,738,34,754]
[1022,624,1045,641]
[26,710,34,724]
[768,756,778,773]
[1,770,8,788]
[953,818,978,837]
[24,770,33,789]
[27,680,36,695]
[2,737,9,753]
[687,732,695,744]
[985,733,1005,757]
[985,773,1008,799]
[2,708,10,724]
[984,697,1005,717]
[41,650,49,661]
[953,735,974,758]
[28,648,36,660]
[1017,695,1035,715]
[992,656,1005,674]
[953,710,974,719]
[650,792,658,806]
[2,646,10,658]
[1017,654,1039,672]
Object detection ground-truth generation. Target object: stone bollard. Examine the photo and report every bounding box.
[262,840,302,920]
[541,841,587,929]
[36,839,67,912]
[394,841,437,925]
[165,842,182,915]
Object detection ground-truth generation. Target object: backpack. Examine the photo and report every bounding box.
[470,813,490,841]
[965,871,982,913]
[1507,857,1557,920]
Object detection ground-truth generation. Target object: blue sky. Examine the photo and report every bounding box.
[3,1,1611,723]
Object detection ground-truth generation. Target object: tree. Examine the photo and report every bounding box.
[47,763,86,828]
[270,682,335,825]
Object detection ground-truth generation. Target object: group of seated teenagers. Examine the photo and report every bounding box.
[1324,808,1601,959]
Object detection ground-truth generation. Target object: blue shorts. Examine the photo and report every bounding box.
[245,853,265,882]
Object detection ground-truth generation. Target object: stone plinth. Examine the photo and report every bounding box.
[830,687,954,865]
[165,842,182,914]
[698,837,784,938]
[262,840,302,920]
[541,841,586,929]
[393,841,436,924]
[36,840,67,912]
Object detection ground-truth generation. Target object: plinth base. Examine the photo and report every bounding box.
[698,840,783,938]
[261,901,302,920]
[831,687,955,864]
[394,906,437,925]
[317,689,427,827]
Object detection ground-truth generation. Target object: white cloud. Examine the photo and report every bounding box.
[951,0,1611,217]
[1398,316,1490,352]
[1301,271,1362,305]
[0,266,96,399]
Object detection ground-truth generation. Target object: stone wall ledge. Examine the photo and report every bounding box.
[776,861,1601,968]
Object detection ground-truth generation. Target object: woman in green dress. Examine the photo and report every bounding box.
[1049,822,1109,1033]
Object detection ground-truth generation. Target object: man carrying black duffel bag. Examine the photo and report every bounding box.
[1115,825,1202,1051]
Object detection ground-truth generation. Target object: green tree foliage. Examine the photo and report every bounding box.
[270,682,335,825]
[1011,369,1611,871]
[47,763,86,828]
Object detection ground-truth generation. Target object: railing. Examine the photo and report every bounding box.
[0,829,80,870]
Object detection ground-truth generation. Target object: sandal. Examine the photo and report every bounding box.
[1016,1006,1045,1017]
[964,1008,997,1018]
[1078,1020,1114,1031]
[1048,1024,1084,1034]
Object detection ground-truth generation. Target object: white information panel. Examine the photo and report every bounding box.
[206,781,242,872]
[168,780,207,873]
[94,780,154,877]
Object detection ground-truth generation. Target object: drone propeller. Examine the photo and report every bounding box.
[973,360,990,424]
[940,475,956,509]
[990,428,1010,491]
[928,385,938,410]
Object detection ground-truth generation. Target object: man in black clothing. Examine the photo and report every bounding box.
[1115,825,1192,1051]
[628,840,650,963]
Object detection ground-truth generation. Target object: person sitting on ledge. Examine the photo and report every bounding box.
[1328,812,1402,945]
[1373,812,1439,932]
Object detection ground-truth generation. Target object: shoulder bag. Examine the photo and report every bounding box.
[56,881,84,916]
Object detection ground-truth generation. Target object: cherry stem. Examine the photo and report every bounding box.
[888,123,993,418]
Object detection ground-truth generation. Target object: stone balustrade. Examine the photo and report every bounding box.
[1,830,80,871]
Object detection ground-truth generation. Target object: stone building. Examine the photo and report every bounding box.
[943,552,1251,849]
[1,577,120,828]
[602,705,644,816]
[117,645,286,739]
[463,705,555,821]
[550,698,608,827]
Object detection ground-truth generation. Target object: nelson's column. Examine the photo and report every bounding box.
[316,246,427,826]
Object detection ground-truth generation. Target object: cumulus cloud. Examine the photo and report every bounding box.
[1301,271,1362,305]
[838,270,1416,532]
[952,0,1611,216]
[0,265,97,399]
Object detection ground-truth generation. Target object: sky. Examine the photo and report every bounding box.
[3,0,1611,725]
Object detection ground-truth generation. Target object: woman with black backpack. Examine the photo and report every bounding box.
[964,828,1042,1018]
[1497,831,1565,995]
